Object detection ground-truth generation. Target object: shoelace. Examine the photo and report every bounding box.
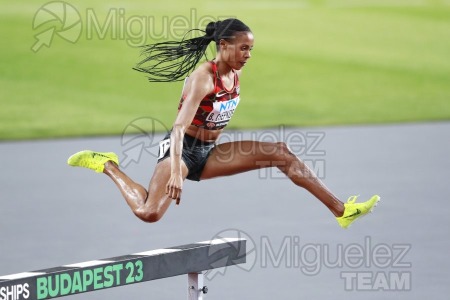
[346,195,359,204]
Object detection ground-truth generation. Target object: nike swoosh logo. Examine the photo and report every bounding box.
[215,91,228,98]
[343,209,361,219]
[92,153,109,159]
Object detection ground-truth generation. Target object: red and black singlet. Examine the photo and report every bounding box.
[178,61,240,130]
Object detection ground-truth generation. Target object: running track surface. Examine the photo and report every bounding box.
[1,123,449,299]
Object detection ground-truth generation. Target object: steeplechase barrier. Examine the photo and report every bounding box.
[0,238,246,300]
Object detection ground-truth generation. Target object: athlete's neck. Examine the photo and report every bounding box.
[213,59,234,78]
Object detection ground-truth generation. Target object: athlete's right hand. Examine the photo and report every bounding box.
[166,174,183,205]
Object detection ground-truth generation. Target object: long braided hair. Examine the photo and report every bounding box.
[133,18,251,82]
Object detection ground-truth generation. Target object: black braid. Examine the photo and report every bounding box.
[133,29,211,82]
[133,18,251,83]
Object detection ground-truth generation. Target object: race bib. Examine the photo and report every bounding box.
[158,138,170,159]
[205,96,240,129]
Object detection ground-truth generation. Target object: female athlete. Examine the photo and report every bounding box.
[68,19,379,228]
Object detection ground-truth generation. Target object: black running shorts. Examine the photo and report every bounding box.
[157,131,215,181]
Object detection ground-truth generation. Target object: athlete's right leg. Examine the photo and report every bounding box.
[68,150,188,223]
[103,159,189,222]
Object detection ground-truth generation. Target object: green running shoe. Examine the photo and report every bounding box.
[67,150,119,173]
[336,195,380,229]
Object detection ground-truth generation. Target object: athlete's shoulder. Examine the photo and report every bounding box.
[182,62,215,99]
[186,62,214,89]
[190,61,214,79]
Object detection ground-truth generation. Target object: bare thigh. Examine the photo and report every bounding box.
[200,141,285,179]
[136,158,189,221]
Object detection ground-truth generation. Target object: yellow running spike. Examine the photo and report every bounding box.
[67,150,119,173]
[336,195,380,229]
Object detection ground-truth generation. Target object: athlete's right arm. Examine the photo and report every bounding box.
[165,67,214,202]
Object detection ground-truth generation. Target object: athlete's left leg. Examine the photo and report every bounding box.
[200,141,345,217]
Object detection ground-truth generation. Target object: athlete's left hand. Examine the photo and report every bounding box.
[166,173,183,205]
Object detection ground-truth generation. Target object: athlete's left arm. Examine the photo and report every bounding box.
[165,68,214,202]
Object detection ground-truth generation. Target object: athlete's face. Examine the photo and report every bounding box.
[220,31,254,70]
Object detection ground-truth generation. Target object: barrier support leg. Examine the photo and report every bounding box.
[188,272,208,300]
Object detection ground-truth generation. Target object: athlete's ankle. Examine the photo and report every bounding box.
[329,201,345,217]
[103,160,118,173]
[336,203,345,217]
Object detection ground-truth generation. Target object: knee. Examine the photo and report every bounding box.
[274,142,295,160]
[135,209,163,223]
